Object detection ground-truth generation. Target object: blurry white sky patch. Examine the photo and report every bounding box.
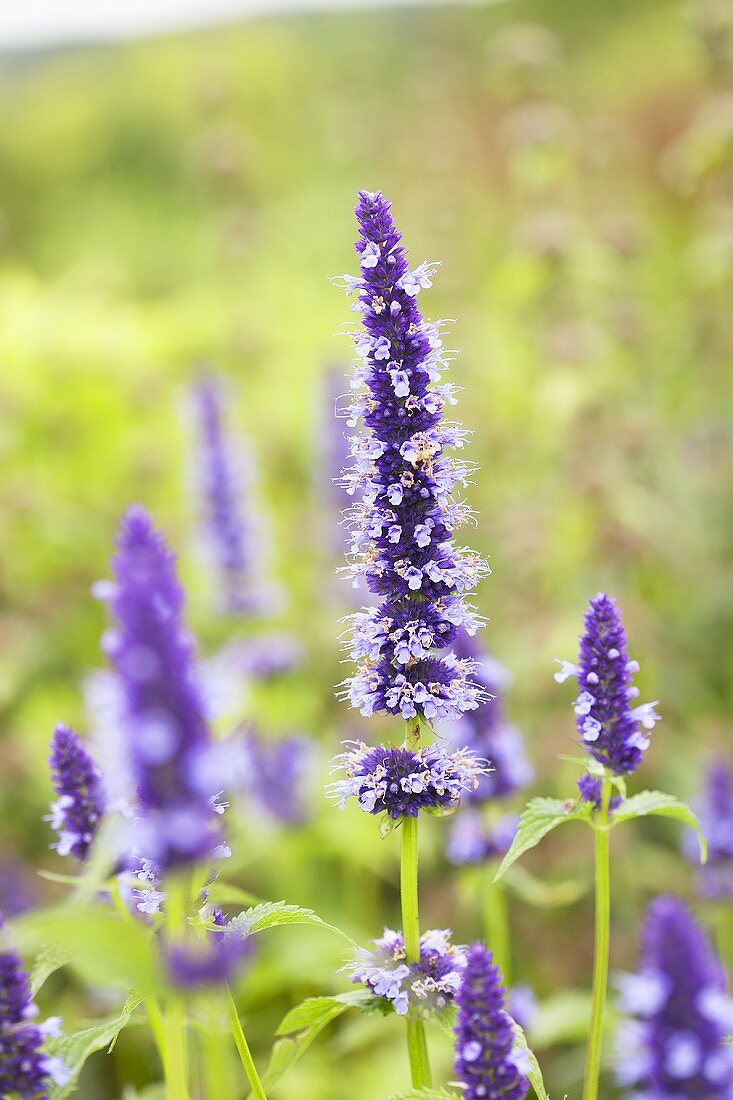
[0,0,484,51]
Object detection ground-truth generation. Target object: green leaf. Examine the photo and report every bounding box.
[253,991,374,1096]
[494,798,591,882]
[46,996,143,1099]
[504,864,588,909]
[29,942,73,996]
[612,791,708,862]
[11,904,158,993]
[511,1021,549,1100]
[229,901,356,946]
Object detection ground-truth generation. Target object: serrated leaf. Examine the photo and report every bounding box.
[29,943,73,996]
[504,864,588,909]
[511,1021,549,1100]
[494,798,591,882]
[252,991,373,1096]
[11,904,158,993]
[612,791,707,862]
[46,996,143,1099]
[229,901,356,946]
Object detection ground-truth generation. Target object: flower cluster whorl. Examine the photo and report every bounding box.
[348,927,466,1017]
[336,190,489,723]
[616,895,733,1096]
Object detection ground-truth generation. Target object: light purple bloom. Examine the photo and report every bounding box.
[47,724,106,862]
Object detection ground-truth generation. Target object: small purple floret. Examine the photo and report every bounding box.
[454,943,529,1100]
[685,758,733,899]
[47,724,106,862]
[446,810,518,866]
[577,774,622,813]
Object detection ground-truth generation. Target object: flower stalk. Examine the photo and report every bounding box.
[583,777,611,1100]
[400,815,432,1089]
[224,985,268,1100]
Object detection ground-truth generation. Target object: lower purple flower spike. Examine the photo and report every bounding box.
[0,916,70,1099]
[454,943,530,1100]
[616,895,733,1097]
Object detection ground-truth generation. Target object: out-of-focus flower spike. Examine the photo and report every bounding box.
[454,943,529,1100]
[47,723,106,862]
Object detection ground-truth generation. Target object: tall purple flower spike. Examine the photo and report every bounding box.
[100,505,223,871]
[555,593,660,778]
[616,895,733,1096]
[454,943,529,1100]
[685,758,733,900]
[335,190,489,723]
[47,724,106,862]
[191,373,278,615]
[0,916,69,1098]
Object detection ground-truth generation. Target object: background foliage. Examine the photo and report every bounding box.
[0,0,731,1095]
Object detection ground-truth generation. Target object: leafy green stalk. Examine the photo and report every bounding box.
[164,876,191,1100]
[483,871,510,987]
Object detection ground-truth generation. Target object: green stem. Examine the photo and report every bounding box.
[400,814,432,1090]
[484,871,510,987]
[165,876,191,1100]
[224,985,268,1100]
[583,779,611,1100]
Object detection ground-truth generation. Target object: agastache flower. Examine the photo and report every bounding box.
[47,724,106,862]
[453,943,530,1100]
[0,916,69,1098]
[556,593,660,776]
[98,505,224,871]
[347,927,466,1016]
[190,373,279,615]
[615,895,733,1096]
[243,731,313,826]
[684,758,733,900]
[335,190,489,723]
[328,740,487,819]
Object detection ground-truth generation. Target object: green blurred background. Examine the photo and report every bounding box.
[0,0,731,1095]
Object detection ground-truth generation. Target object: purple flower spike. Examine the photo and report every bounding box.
[47,724,106,862]
[348,928,466,1017]
[616,895,733,1096]
[191,374,279,616]
[329,740,488,819]
[446,809,518,866]
[685,758,733,899]
[454,943,529,1100]
[335,190,489,723]
[100,505,223,871]
[0,916,70,1099]
[556,593,660,775]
